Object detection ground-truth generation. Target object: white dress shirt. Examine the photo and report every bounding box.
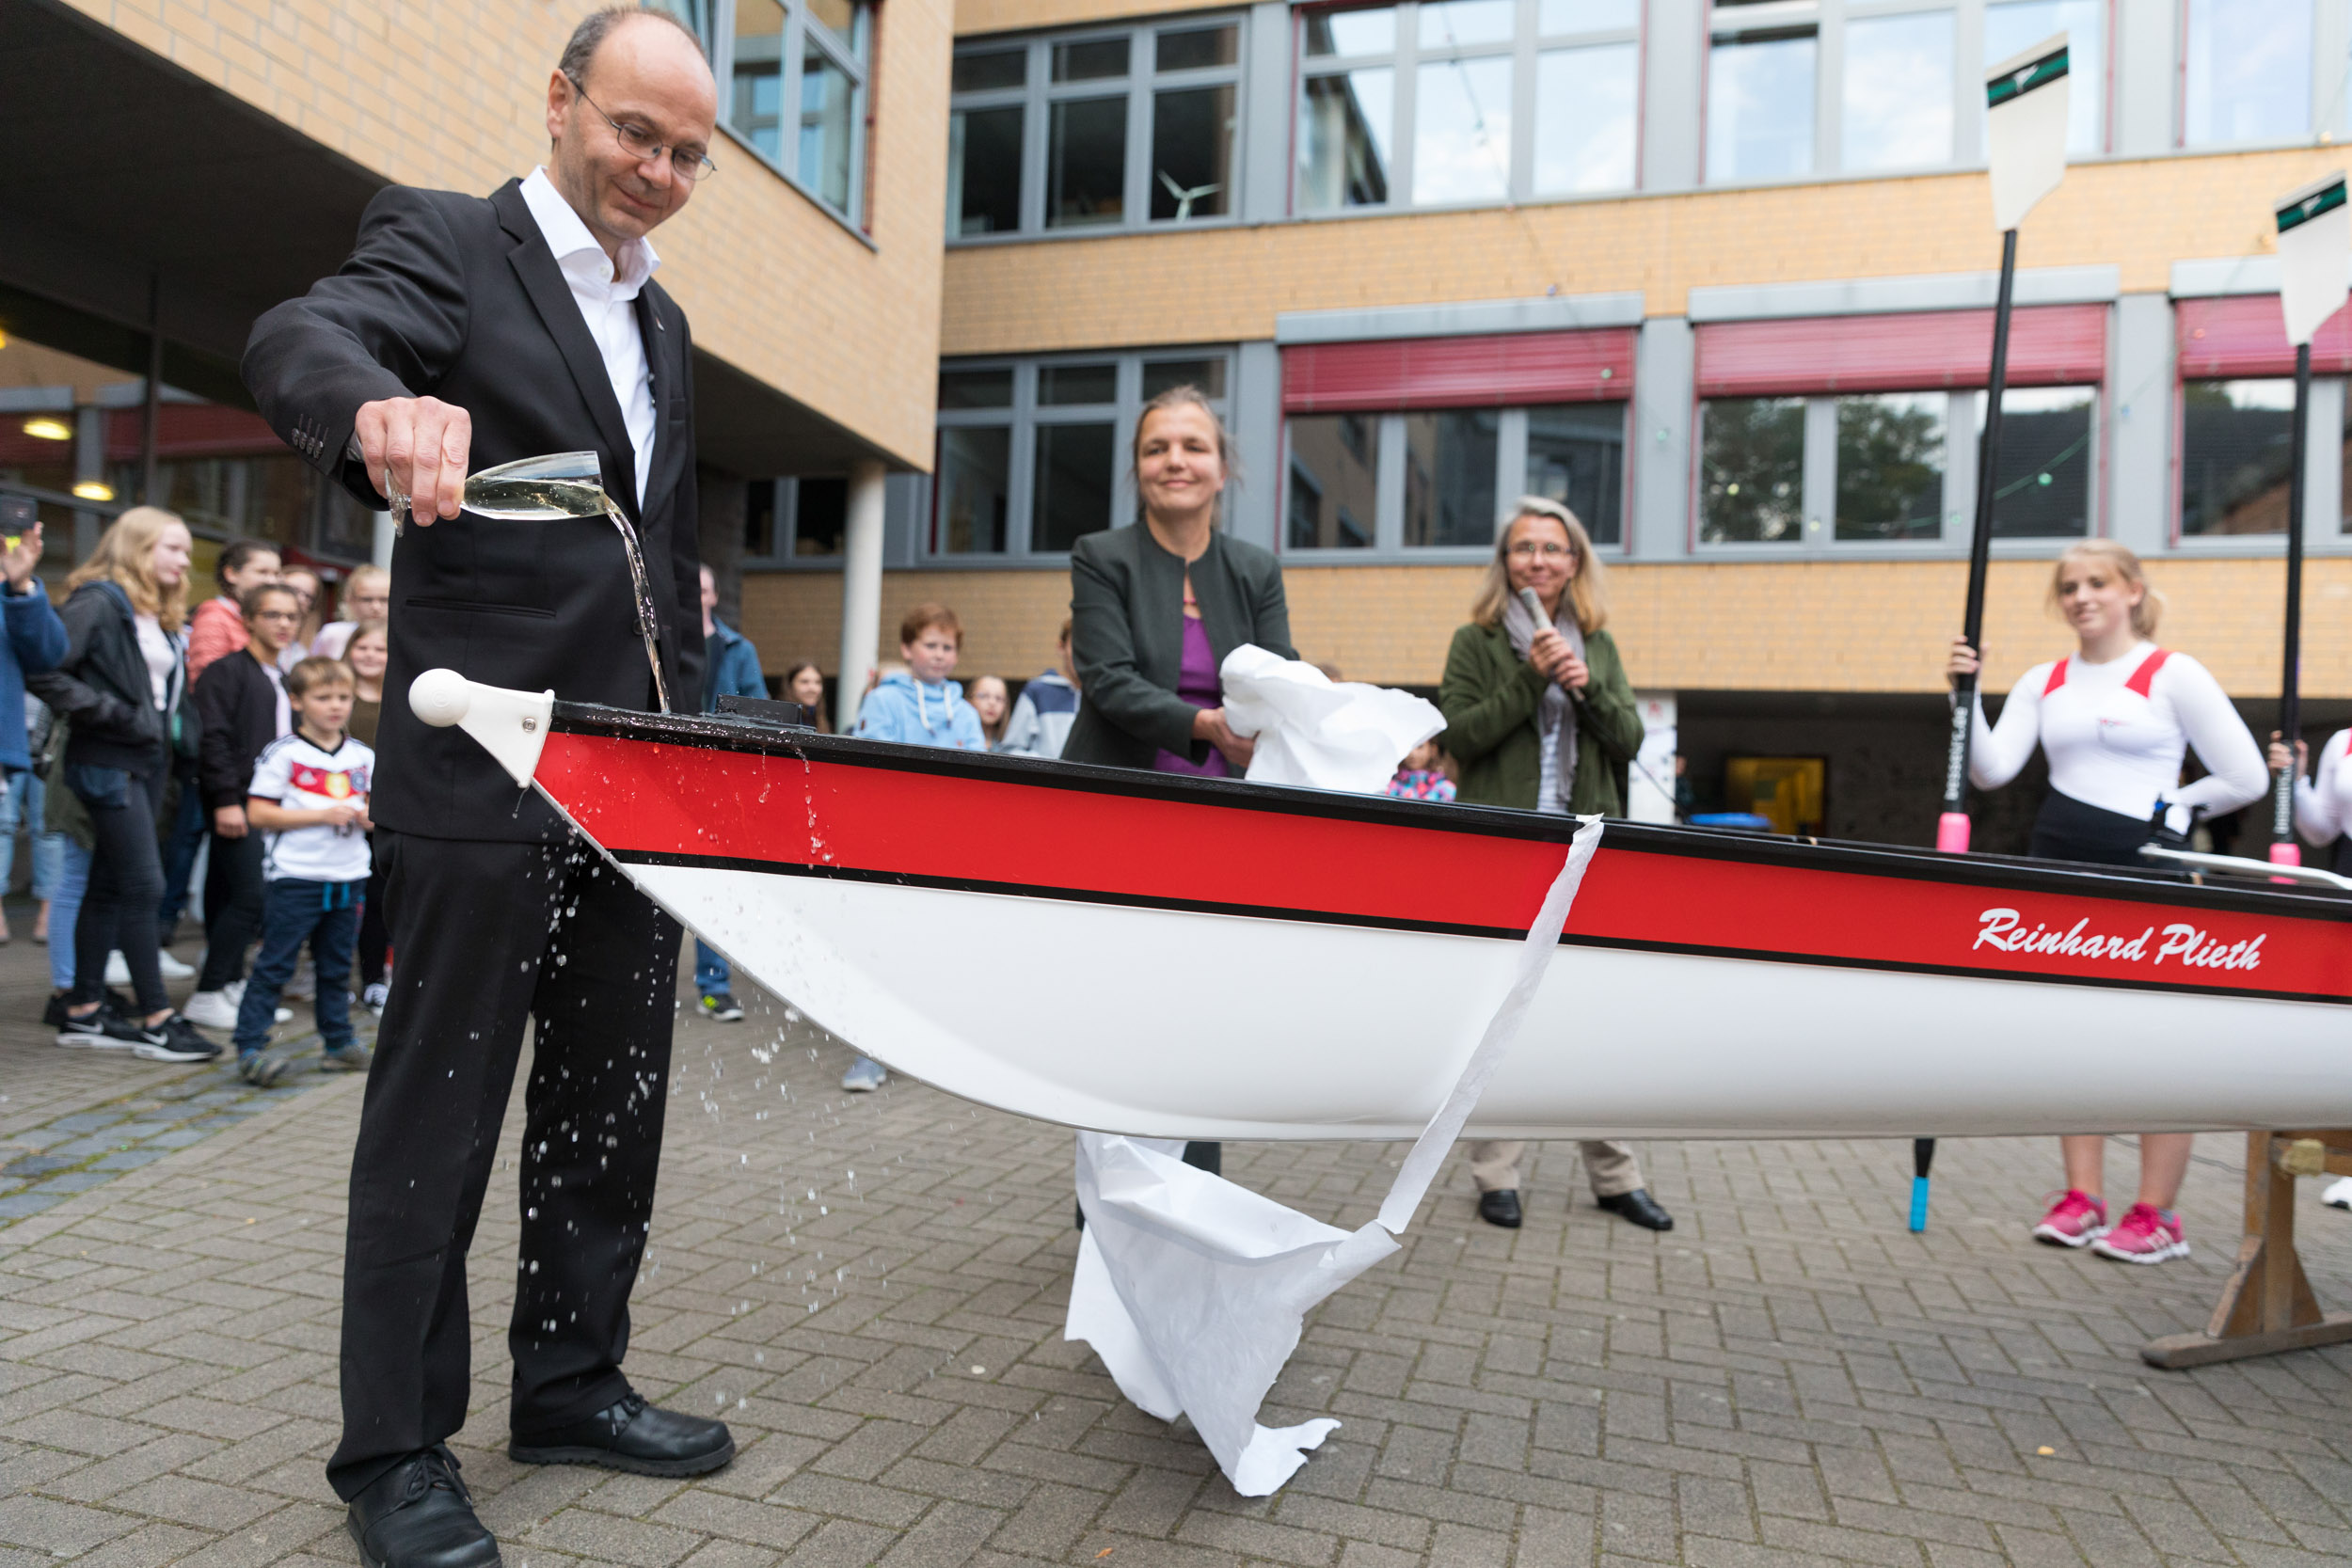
[519,167,659,508]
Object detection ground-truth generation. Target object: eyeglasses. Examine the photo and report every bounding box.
[1506,541,1577,561]
[566,75,718,183]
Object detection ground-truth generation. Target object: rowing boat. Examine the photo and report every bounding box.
[412,672,2352,1142]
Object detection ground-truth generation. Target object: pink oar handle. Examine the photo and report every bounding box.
[1935,813,1972,854]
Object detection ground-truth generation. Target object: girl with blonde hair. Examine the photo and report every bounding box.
[312,563,390,661]
[1946,538,2265,1263]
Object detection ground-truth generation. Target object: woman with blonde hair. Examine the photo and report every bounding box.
[28,506,214,1061]
[1947,538,2265,1263]
[1438,498,1666,1235]
[311,562,390,661]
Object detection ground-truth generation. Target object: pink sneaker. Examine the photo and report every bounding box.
[2090,1204,2189,1264]
[2031,1190,2108,1247]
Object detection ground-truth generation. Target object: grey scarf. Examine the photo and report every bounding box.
[1501,593,1584,811]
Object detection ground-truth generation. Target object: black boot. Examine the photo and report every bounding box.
[1477,1189,1522,1228]
[1597,1188,1673,1230]
[510,1392,735,1477]
[345,1447,500,1568]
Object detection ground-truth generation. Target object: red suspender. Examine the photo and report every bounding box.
[2042,658,2068,695]
[2124,648,2173,699]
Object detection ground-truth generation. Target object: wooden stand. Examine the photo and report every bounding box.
[2142,1131,2352,1369]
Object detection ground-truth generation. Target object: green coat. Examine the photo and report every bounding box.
[1438,620,1644,816]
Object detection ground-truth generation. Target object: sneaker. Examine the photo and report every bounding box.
[698,993,745,1023]
[222,977,246,1006]
[183,990,239,1029]
[2031,1190,2109,1248]
[103,950,196,984]
[2324,1176,2352,1212]
[56,1005,135,1051]
[321,1042,374,1072]
[362,981,389,1016]
[841,1055,888,1092]
[42,990,71,1028]
[2090,1203,2190,1265]
[239,1045,298,1086]
[132,1015,221,1063]
[157,950,194,980]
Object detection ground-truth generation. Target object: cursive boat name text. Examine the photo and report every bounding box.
[1973,908,2265,971]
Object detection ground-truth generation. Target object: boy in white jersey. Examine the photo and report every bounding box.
[235,656,375,1085]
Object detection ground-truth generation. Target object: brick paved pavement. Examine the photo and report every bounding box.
[4,907,2350,1566]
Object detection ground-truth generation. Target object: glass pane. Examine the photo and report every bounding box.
[1706,32,1815,183]
[1978,386,2093,537]
[1984,0,2102,154]
[1525,404,1625,546]
[744,480,776,557]
[937,427,1011,553]
[1286,415,1381,548]
[1305,7,1396,56]
[1538,0,1638,32]
[1157,24,1237,71]
[1047,96,1128,227]
[1053,37,1130,81]
[954,46,1025,92]
[1144,358,1228,399]
[2185,0,2312,147]
[1034,422,1117,551]
[1402,409,1500,546]
[1298,70,1394,209]
[1834,393,1947,541]
[794,477,848,556]
[2182,379,2294,535]
[1039,362,1118,404]
[1843,10,1952,172]
[806,0,858,48]
[939,368,1013,407]
[797,43,855,211]
[1534,43,1637,194]
[1699,397,1805,543]
[729,0,786,163]
[1420,0,1514,48]
[950,105,1023,234]
[1414,56,1513,204]
[1151,86,1235,220]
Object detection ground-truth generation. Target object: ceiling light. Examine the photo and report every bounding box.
[21,417,72,442]
[71,480,114,501]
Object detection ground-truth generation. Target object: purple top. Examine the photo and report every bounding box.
[1152,614,1229,777]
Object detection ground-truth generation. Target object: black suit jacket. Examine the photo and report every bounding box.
[242,179,704,842]
[1062,524,1295,772]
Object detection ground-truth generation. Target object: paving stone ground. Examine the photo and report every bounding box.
[3,895,2350,1567]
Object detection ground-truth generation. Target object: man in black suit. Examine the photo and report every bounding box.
[244,9,730,1563]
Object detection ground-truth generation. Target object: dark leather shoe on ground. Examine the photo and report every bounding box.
[1597,1188,1674,1230]
[1477,1189,1523,1228]
[345,1447,500,1568]
[510,1392,735,1477]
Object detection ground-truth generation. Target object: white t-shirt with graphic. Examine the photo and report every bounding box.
[247,731,374,883]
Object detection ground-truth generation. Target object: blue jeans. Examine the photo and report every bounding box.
[694,939,730,998]
[12,771,66,902]
[235,878,361,1055]
[46,837,89,992]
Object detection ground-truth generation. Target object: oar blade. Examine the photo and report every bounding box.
[2275,171,2350,348]
[1984,33,2069,232]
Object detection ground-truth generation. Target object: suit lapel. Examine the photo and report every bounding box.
[634,285,684,522]
[491,181,640,516]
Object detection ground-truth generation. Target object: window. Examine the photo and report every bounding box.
[930,352,1235,556]
[1983,0,2102,154]
[2185,0,2312,147]
[1699,397,1806,542]
[1835,392,1945,540]
[1842,9,1952,173]
[1283,403,1627,552]
[1297,0,1638,214]
[740,476,851,561]
[1707,9,1816,182]
[1979,386,2093,537]
[2181,379,2294,536]
[947,20,1244,240]
[724,0,871,222]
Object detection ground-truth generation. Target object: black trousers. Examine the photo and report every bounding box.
[69,760,168,1015]
[355,837,390,989]
[197,829,266,992]
[326,830,681,1501]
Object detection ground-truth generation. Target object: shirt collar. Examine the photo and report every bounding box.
[521,167,660,297]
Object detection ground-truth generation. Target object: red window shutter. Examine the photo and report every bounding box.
[1282,328,1635,414]
[1693,305,2107,397]
[103,404,284,462]
[2176,294,2352,378]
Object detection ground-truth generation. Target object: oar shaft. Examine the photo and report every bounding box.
[1940,228,2021,851]
[2273,341,2312,861]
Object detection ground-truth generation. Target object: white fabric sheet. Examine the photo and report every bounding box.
[1218,645,1444,796]
[1066,817,1606,1496]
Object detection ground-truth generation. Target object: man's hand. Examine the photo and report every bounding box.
[356,396,472,525]
[2,521,43,593]
[214,804,247,839]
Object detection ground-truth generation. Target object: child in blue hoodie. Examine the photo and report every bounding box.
[852,603,988,752]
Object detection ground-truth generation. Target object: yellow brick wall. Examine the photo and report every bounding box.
[66,0,949,469]
[744,556,2352,700]
[940,147,2339,356]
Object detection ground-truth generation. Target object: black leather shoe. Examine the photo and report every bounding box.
[1478,1189,1523,1228]
[510,1392,735,1477]
[345,1447,500,1568]
[1597,1188,1674,1230]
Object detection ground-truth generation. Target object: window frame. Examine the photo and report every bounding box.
[925,348,1241,562]
[2175,0,2325,150]
[1279,401,1633,561]
[946,15,1250,245]
[739,475,857,567]
[1292,0,1645,216]
[712,0,874,230]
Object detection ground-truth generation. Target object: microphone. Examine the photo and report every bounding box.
[1517,587,1549,625]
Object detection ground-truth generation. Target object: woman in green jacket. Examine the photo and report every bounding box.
[1438,497,1672,1235]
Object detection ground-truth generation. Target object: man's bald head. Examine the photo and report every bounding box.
[560,5,706,88]
[546,6,720,258]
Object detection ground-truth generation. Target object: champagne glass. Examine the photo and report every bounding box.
[387,451,672,713]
